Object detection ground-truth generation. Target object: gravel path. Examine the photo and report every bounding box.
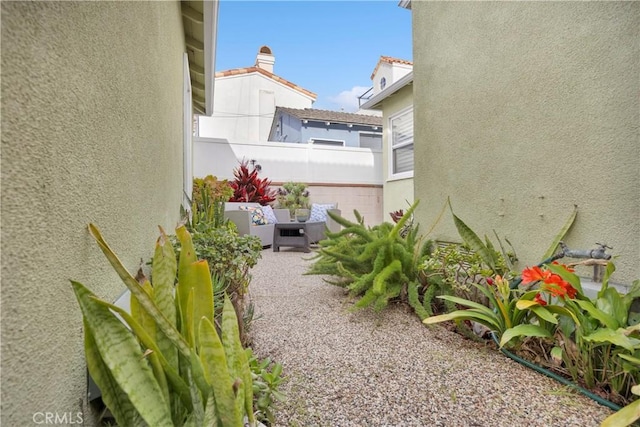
[248,249,614,427]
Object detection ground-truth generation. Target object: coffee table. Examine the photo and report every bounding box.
[273,221,326,252]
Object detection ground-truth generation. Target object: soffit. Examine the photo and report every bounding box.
[181,0,217,115]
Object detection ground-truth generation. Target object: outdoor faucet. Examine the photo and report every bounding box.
[558,242,612,282]
[559,242,612,260]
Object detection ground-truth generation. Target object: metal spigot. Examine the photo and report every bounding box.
[559,242,612,260]
[558,242,612,282]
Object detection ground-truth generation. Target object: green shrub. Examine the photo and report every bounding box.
[276,182,310,215]
[247,349,285,426]
[191,175,233,228]
[307,200,434,318]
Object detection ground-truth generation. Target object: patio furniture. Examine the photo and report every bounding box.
[273,221,326,252]
[224,202,290,247]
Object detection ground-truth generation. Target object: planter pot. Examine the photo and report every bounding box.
[295,208,309,222]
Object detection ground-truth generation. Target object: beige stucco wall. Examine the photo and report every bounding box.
[412,2,639,283]
[380,84,415,218]
[308,184,383,226]
[1,2,186,424]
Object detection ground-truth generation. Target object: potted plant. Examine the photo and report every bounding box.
[276,182,310,217]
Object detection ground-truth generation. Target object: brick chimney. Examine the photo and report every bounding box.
[255,45,275,73]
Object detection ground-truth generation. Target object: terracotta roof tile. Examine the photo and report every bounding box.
[370,55,413,80]
[215,67,317,100]
[275,107,382,127]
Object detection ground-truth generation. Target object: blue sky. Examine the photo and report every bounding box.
[215,0,412,112]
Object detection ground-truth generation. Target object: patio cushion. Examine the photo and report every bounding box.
[261,205,278,224]
[239,205,268,225]
[309,203,336,222]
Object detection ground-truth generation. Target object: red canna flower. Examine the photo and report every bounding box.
[533,293,547,306]
[521,266,550,284]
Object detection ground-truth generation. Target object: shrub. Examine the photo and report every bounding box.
[191,175,233,228]
[276,182,310,215]
[229,159,276,205]
[307,201,434,318]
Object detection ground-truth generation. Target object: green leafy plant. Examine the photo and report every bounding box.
[517,263,640,405]
[72,224,255,426]
[191,175,233,228]
[307,200,434,318]
[448,198,516,274]
[422,243,496,306]
[246,348,285,425]
[229,159,276,205]
[423,274,551,348]
[276,182,310,216]
[172,225,262,346]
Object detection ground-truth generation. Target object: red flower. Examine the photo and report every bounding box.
[485,277,495,286]
[541,277,577,300]
[521,266,550,284]
[533,293,547,306]
[522,265,578,300]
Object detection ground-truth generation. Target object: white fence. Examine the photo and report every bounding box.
[193,137,384,224]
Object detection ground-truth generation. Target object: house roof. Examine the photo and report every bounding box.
[275,107,383,126]
[359,71,413,111]
[370,56,413,80]
[215,67,317,100]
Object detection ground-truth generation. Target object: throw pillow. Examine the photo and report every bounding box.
[239,205,268,226]
[261,205,278,224]
[309,203,336,222]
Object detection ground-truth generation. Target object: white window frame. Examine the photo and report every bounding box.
[358,131,383,150]
[308,138,345,147]
[387,106,414,181]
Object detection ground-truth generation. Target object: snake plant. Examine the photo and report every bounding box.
[71,224,255,427]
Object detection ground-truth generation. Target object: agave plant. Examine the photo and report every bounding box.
[72,224,255,427]
[229,159,276,205]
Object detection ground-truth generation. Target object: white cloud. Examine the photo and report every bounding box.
[326,86,371,113]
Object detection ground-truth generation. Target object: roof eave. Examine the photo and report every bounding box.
[203,0,218,116]
[360,72,414,110]
[398,0,411,10]
[183,0,218,116]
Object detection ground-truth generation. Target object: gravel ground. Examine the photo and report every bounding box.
[248,248,615,427]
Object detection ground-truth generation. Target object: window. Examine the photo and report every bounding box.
[389,107,413,179]
[359,132,382,150]
[308,138,345,147]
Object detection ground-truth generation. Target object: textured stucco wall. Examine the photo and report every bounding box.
[381,84,414,218]
[412,2,639,283]
[1,2,185,424]
[199,73,314,141]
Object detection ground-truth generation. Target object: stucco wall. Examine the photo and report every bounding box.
[1,2,186,424]
[199,73,314,141]
[380,84,414,217]
[412,2,639,283]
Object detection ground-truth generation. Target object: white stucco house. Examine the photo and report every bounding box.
[198,45,317,141]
